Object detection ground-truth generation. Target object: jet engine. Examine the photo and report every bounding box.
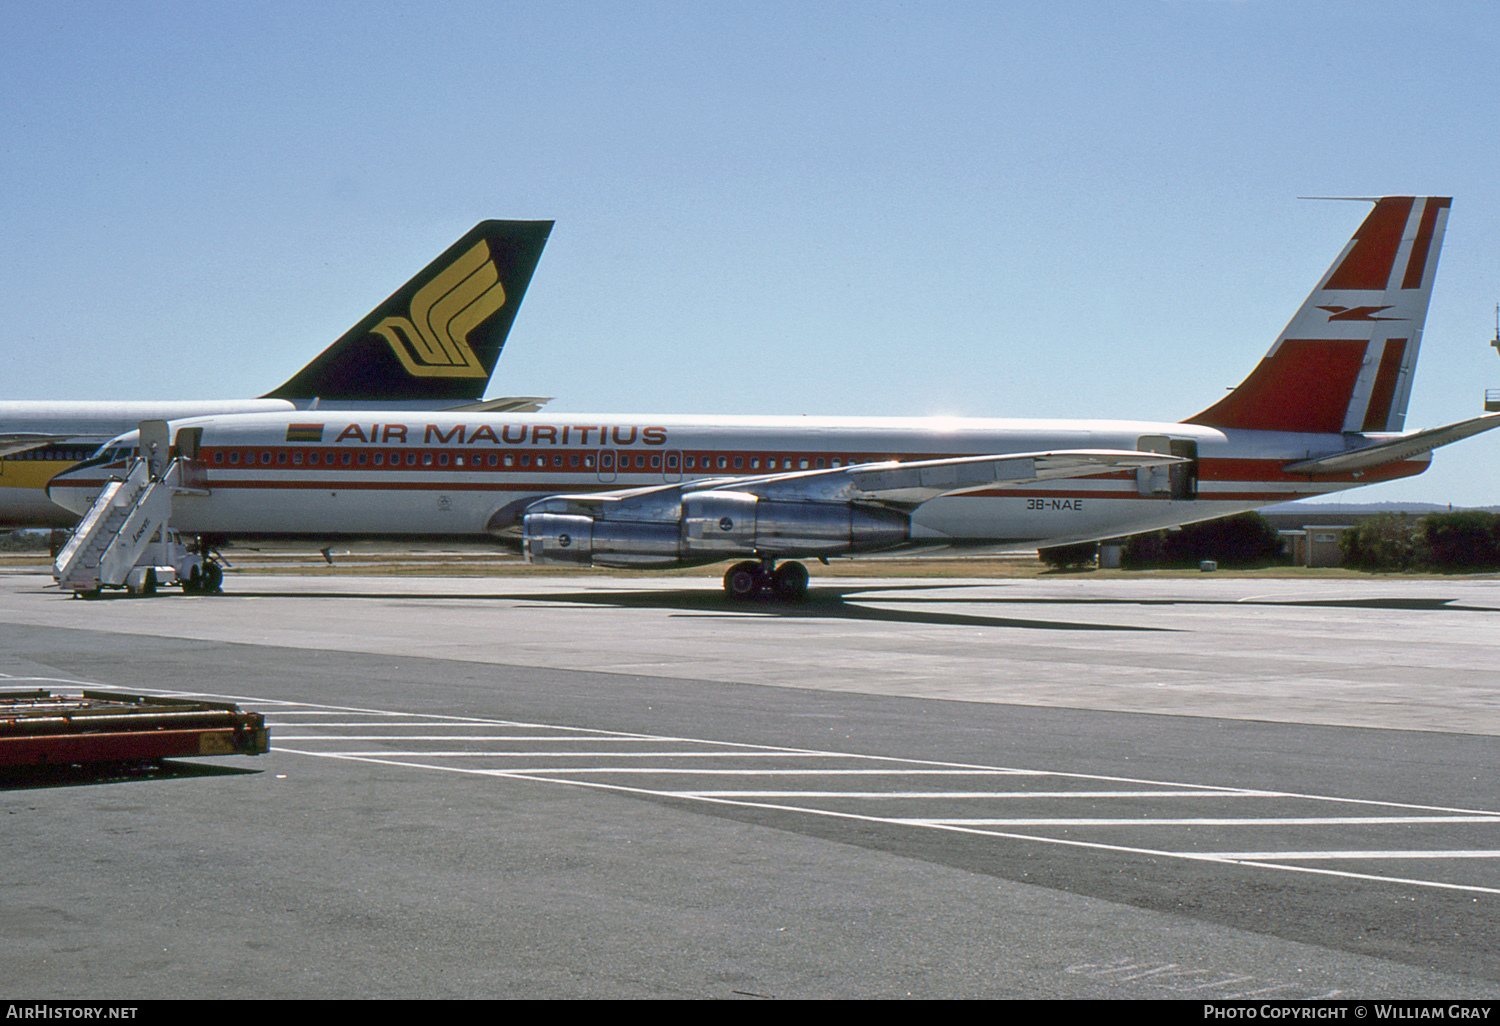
[521,491,909,569]
[520,514,682,568]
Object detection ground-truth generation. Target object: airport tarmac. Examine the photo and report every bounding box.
[2,569,1498,999]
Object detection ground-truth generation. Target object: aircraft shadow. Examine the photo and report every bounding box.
[859,592,1500,613]
[219,582,1175,632]
[173,579,1499,627]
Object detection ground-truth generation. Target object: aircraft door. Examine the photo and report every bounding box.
[664,450,682,482]
[173,427,209,492]
[1136,435,1198,500]
[174,427,203,460]
[1136,435,1171,497]
[597,449,617,483]
[139,420,171,480]
[1169,439,1198,500]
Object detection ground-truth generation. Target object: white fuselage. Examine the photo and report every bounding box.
[0,400,299,528]
[0,399,509,528]
[50,410,1428,552]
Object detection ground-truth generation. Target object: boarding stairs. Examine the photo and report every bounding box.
[53,456,194,594]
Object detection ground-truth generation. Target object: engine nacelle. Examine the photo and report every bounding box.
[522,513,684,568]
[682,492,909,558]
[522,513,594,566]
[523,492,910,568]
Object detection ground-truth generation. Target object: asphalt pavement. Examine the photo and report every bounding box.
[2,571,1497,998]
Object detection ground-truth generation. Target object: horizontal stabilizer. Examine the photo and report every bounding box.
[449,396,553,413]
[0,433,67,459]
[1283,414,1500,475]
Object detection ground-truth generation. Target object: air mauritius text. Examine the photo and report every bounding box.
[332,424,668,446]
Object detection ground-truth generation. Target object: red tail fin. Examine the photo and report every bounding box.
[1187,197,1450,435]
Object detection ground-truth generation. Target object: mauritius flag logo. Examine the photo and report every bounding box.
[285,424,324,443]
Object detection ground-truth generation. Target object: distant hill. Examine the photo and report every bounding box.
[1257,501,1500,534]
[1261,501,1500,516]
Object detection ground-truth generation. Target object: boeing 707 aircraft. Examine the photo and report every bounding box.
[50,197,1500,599]
[2,219,552,527]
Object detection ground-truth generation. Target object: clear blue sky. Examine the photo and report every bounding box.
[4,0,1499,505]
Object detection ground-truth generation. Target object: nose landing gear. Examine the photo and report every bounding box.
[722,559,810,602]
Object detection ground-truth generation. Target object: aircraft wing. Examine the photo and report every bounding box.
[533,449,1184,517]
[1282,414,1500,475]
[0,434,68,459]
[832,450,1182,507]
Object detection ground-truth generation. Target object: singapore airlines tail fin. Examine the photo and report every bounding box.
[263,219,553,405]
[1186,196,1450,435]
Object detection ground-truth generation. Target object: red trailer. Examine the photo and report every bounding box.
[0,690,269,769]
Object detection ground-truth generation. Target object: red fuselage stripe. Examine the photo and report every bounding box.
[60,448,1428,499]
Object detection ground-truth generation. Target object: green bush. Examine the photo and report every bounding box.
[1339,514,1420,570]
[1038,541,1098,570]
[1122,512,1285,569]
[1339,512,1500,571]
[1419,511,1500,569]
[0,530,50,552]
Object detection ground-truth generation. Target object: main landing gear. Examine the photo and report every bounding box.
[723,559,810,602]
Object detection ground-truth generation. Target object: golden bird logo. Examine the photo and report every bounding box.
[374,240,506,378]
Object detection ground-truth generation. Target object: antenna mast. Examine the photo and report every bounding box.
[1487,305,1500,412]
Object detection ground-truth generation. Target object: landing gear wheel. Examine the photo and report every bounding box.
[771,561,809,601]
[202,562,223,594]
[723,561,765,600]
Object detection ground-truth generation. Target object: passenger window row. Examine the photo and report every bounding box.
[6,448,93,462]
[203,449,883,472]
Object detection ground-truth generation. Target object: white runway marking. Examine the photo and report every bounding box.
[263,701,1500,897]
[1206,849,1500,860]
[669,790,1249,798]
[52,682,1500,898]
[892,817,1500,827]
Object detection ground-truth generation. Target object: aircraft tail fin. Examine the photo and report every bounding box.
[1186,196,1450,435]
[263,219,553,403]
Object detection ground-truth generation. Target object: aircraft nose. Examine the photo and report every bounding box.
[45,467,74,501]
[45,461,102,513]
